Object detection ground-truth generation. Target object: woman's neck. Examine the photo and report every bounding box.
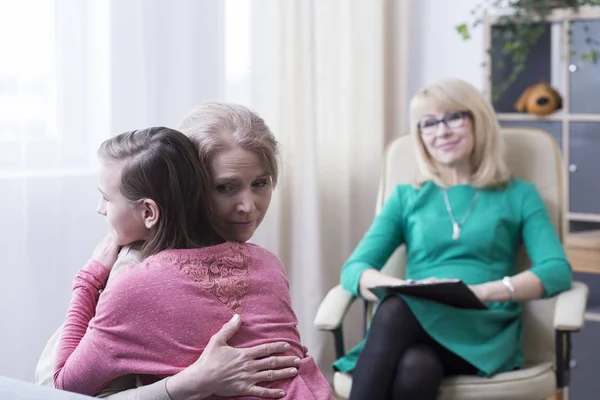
[439,162,472,186]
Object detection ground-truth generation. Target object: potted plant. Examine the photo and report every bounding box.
[456,0,600,101]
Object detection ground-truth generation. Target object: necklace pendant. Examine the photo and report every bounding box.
[452,222,461,240]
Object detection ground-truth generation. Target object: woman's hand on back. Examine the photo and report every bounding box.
[166,314,301,400]
[91,232,120,270]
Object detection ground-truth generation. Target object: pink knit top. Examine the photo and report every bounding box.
[54,242,332,399]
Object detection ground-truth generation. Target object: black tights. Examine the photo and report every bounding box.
[348,296,477,400]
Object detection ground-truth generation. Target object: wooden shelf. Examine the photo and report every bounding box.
[497,113,600,122]
[568,213,600,223]
[485,6,600,24]
[565,230,600,273]
[566,229,600,249]
[585,312,600,322]
[486,9,600,276]
[497,113,563,121]
[566,114,600,122]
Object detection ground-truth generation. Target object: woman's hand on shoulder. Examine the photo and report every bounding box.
[91,232,120,270]
[166,314,300,400]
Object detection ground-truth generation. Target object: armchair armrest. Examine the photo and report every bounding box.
[553,281,589,331]
[313,284,356,331]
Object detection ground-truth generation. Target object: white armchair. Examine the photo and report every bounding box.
[314,128,589,400]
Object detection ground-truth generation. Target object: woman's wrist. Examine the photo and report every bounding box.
[165,368,213,400]
[501,276,515,300]
[359,268,405,300]
[481,280,512,302]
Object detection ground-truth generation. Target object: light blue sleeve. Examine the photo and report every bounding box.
[340,185,406,296]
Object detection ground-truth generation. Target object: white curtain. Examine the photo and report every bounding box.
[0,0,408,384]
[0,0,227,381]
[247,0,408,379]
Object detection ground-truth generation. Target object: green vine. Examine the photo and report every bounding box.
[456,0,600,102]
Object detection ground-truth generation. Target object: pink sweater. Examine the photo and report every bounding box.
[54,242,332,399]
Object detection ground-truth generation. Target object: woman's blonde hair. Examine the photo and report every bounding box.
[178,102,280,186]
[409,77,510,188]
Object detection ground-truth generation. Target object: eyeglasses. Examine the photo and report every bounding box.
[417,111,471,136]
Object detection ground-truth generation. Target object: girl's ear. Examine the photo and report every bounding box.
[140,199,160,229]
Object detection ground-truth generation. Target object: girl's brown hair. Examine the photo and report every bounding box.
[98,126,220,258]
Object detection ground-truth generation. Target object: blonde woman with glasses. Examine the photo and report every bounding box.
[334,77,573,400]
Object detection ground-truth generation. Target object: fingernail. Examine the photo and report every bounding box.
[283,343,291,350]
[278,391,286,396]
[230,314,240,322]
[294,358,301,365]
[290,368,298,375]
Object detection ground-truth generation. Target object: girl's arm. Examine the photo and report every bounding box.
[37,243,139,388]
[54,235,121,394]
[53,259,118,395]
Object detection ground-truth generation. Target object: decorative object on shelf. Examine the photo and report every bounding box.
[456,0,600,100]
[514,79,563,115]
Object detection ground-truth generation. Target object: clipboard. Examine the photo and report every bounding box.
[369,279,488,310]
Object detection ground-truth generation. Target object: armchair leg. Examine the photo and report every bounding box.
[329,298,374,360]
[362,299,369,337]
[333,327,346,360]
[554,330,573,400]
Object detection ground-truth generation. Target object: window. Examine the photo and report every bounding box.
[224,0,251,104]
[0,0,57,143]
[0,0,236,175]
[0,0,108,174]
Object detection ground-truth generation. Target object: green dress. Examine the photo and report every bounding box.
[333,179,572,377]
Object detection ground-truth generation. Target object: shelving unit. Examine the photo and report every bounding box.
[483,8,600,397]
[483,6,600,247]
